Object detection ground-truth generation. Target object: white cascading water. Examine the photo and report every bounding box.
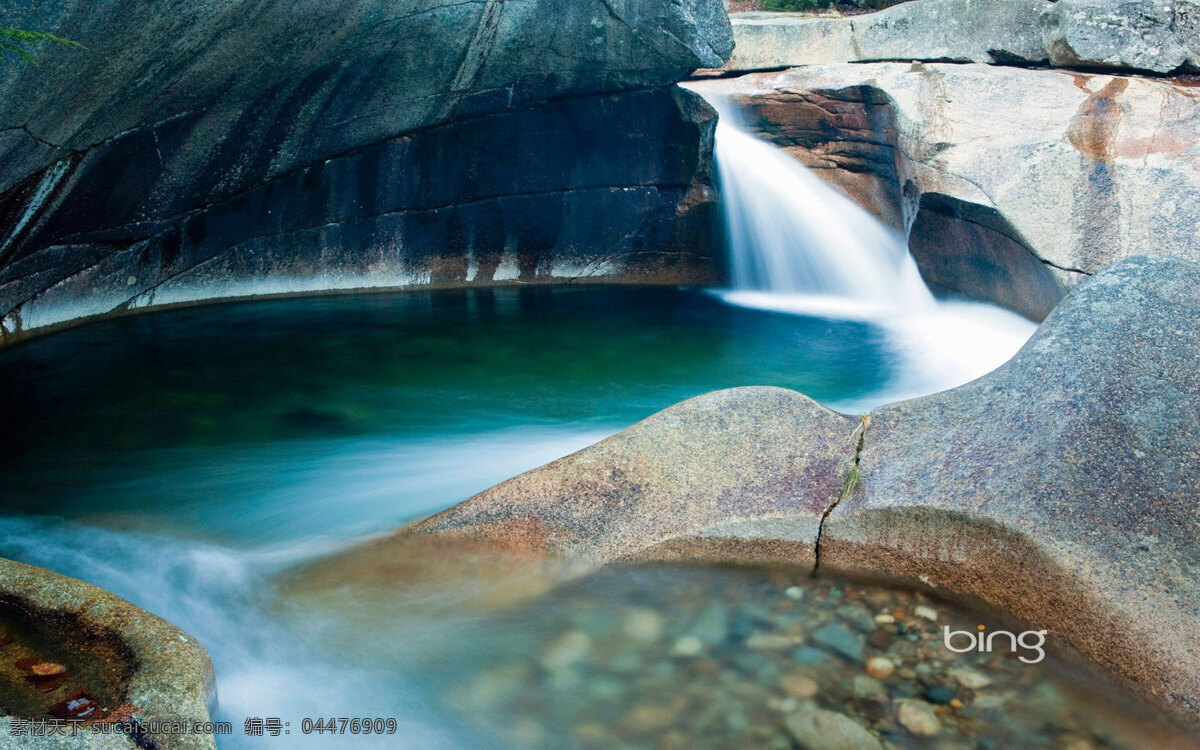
[690,85,1036,410]
[716,114,935,316]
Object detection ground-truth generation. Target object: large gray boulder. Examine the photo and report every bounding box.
[0,0,732,345]
[720,13,859,70]
[297,387,860,586]
[692,64,1200,320]
[823,255,1200,724]
[1043,0,1199,74]
[853,0,1050,65]
[719,0,1200,75]
[1185,1,1200,69]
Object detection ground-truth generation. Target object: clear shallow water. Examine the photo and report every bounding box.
[332,566,1194,750]
[0,286,1187,748]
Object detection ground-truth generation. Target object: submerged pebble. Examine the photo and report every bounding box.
[810,623,865,663]
[779,673,819,699]
[538,631,591,673]
[865,656,894,679]
[785,705,883,750]
[29,662,66,676]
[895,698,942,736]
[949,666,991,689]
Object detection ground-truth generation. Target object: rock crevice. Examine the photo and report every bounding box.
[812,414,870,576]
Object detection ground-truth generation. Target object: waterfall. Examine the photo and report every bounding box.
[712,103,935,318]
[687,83,1037,408]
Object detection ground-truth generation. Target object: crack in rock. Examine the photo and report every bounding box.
[813,414,870,576]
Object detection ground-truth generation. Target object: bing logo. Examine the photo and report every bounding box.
[944,624,1048,664]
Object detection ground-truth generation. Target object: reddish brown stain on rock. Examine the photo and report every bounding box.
[1068,78,1130,161]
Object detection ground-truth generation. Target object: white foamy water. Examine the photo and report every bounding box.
[690,84,1037,411]
[712,112,934,313]
[0,424,618,749]
[50,425,617,545]
[0,515,460,748]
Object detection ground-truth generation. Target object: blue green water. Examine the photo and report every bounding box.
[0,285,894,545]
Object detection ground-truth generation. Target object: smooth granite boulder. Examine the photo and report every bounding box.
[719,0,1200,75]
[720,13,859,70]
[853,0,1050,65]
[0,0,733,344]
[721,0,1052,73]
[823,255,1200,724]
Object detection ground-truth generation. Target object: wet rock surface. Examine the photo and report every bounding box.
[0,558,215,750]
[0,606,124,724]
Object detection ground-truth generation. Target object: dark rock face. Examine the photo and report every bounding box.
[0,0,733,343]
[824,255,1200,725]
[908,194,1066,321]
[0,0,733,186]
[0,87,722,343]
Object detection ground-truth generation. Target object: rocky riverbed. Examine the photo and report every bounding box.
[432,565,1197,749]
